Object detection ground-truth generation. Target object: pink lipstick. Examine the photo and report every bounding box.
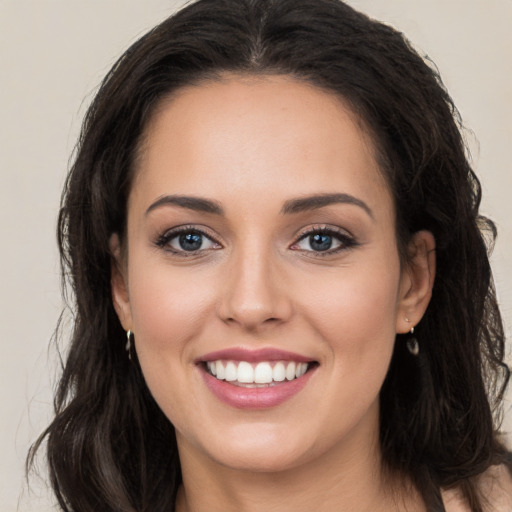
[197,348,317,409]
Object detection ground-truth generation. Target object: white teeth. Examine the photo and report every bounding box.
[254,362,273,384]
[285,362,296,381]
[237,361,254,383]
[206,360,311,384]
[215,360,225,380]
[272,362,286,382]
[225,361,237,382]
[296,362,307,378]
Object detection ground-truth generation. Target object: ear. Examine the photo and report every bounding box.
[396,230,436,333]
[109,233,133,331]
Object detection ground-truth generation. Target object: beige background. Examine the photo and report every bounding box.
[1,1,510,510]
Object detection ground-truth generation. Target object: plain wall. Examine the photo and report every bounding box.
[1,1,510,510]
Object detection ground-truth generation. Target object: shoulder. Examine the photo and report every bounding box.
[442,465,512,512]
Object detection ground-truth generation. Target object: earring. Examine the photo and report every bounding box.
[406,326,419,356]
[126,330,133,360]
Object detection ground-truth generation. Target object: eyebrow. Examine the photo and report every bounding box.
[145,195,224,216]
[145,192,374,219]
[281,193,374,219]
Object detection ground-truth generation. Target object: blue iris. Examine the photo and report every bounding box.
[179,232,203,251]
[309,233,332,251]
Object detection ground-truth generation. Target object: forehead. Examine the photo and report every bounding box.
[132,75,392,218]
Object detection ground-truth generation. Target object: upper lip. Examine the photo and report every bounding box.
[196,347,314,363]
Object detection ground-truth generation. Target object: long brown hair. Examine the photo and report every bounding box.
[29,1,511,510]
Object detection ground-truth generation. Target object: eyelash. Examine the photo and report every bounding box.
[291,226,358,256]
[154,225,358,256]
[155,225,221,256]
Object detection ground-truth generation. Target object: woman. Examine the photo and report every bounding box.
[29,0,512,510]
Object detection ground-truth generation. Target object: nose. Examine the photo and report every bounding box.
[217,248,293,331]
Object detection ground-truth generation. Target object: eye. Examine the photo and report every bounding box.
[156,227,221,254]
[291,227,356,254]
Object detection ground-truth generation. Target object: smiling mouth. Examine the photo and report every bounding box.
[203,360,317,388]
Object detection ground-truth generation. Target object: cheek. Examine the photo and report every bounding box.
[299,253,401,386]
[129,261,214,347]
[306,257,399,330]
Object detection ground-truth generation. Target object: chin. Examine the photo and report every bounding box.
[213,444,310,474]
[195,422,322,474]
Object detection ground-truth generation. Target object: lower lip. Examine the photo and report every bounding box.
[200,365,316,409]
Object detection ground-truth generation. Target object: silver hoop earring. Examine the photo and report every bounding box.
[406,326,419,356]
[126,330,133,360]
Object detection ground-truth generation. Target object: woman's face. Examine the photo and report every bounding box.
[112,75,433,473]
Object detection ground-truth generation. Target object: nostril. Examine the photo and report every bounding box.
[220,309,286,330]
